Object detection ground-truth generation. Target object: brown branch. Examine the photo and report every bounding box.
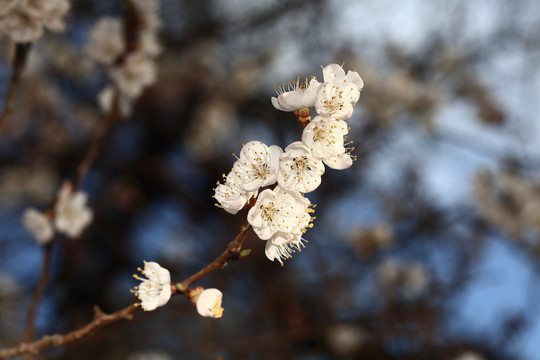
[179,223,251,290]
[0,224,252,359]
[0,304,138,359]
[0,43,31,137]
[73,90,120,190]
[21,242,54,357]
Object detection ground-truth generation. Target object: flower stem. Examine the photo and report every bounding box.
[21,241,54,358]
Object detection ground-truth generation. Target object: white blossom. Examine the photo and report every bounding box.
[22,208,54,244]
[247,188,298,240]
[271,77,320,112]
[54,188,93,238]
[274,186,312,230]
[302,115,353,170]
[127,352,173,360]
[97,86,133,117]
[232,141,282,192]
[0,0,20,16]
[403,263,429,296]
[34,0,69,32]
[110,53,157,99]
[138,30,162,57]
[454,352,485,360]
[277,141,325,193]
[315,64,363,120]
[0,7,43,43]
[196,288,224,318]
[0,0,69,43]
[213,172,255,215]
[84,17,125,65]
[322,63,364,90]
[377,259,429,297]
[130,0,161,31]
[262,187,313,263]
[265,231,306,264]
[131,261,171,311]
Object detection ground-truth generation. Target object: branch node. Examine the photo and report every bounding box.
[93,305,106,320]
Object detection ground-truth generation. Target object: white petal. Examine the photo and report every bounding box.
[324,153,353,170]
[322,64,346,82]
[196,288,224,318]
[22,208,54,244]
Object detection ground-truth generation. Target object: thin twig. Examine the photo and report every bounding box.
[21,242,54,356]
[0,43,31,137]
[179,223,251,289]
[73,90,120,190]
[0,224,252,359]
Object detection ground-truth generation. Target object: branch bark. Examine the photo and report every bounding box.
[179,223,251,289]
[0,43,31,137]
[21,242,54,355]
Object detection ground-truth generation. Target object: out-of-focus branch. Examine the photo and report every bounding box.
[21,243,54,350]
[0,43,31,137]
[18,91,120,351]
[73,90,119,189]
[0,224,252,359]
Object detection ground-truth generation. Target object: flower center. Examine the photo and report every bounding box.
[254,163,270,180]
[323,96,345,113]
[313,126,328,143]
[260,202,278,221]
[212,298,224,318]
[290,156,311,174]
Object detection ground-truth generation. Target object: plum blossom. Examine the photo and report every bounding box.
[315,64,363,120]
[131,261,171,311]
[84,17,125,65]
[110,53,157,99]
[232,141,282,192]
[22,208,54,244]
[54,186,93,239]
[302,115,353,170]
[130,0,162,31]
[277,141,325,193]
[247,188,298,240]
[213,172,256,215]
[377,259,429,298]
[0,0,70,43]
[265,231,307,265]
[196,288,224,318]
[271,77,321,112]
[263,187,313,264]
[97,86,133,117]
[322,63,364,90]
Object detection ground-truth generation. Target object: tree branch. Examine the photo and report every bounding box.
[73,90,119,190]
[0,223,252,359]
[179,223,251,290]
[0,43,31,137]
[21,242,54,354]
[0,304,138,359]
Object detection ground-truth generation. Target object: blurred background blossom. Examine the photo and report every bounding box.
[1,0,540,359]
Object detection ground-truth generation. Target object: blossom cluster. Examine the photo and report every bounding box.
[377,259,429,298]
[475,170,540,244]
[214,64,363,264]
[0,0,69,43]
[84,0,161,117]
[22,182,93,244]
